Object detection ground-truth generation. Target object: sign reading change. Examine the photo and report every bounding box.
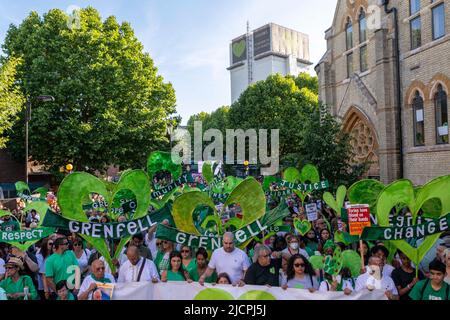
[361,213,450,241]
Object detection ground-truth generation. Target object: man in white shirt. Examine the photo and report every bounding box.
[370,245,395,278]
[78,260,115,300]
[355,256,399,300]
[199,232,251,286]
[117,245,159,283]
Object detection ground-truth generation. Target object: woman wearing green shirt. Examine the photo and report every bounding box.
[190,248,217,283]
[154,240,174,275]
[161,251,193,282]
[181,246,197,274]
[0,257,37,300]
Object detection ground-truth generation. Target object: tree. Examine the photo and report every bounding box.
[0,57,25,148]
[228,74,318,157]
[288,72,318,94]
[1,7,176,174]
[298,105,368,189]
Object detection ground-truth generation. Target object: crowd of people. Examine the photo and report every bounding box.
[0,184,449,301]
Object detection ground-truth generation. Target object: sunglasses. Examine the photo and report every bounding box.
[95,267,105,271]
[73,243,82,247]
[156,242,162,246]
[48,242,54,246]
[294,263,305,268]
[62,242,69,246]
[5,266,17,270]
[181,250,190,253]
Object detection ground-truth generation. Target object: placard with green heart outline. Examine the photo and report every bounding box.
[323,185,347,216]
[293,218,311,236]
[57,169,151,272]
[171,177,266,236]
[375,175,450,276]
[282,164,321,203]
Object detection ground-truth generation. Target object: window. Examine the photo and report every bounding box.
[359,9,367,43]
[410,16,422,49]
[360,45,368,72]
[346,18,353,50]
[347,52,353,78]
[410,0,420,15]
[412,91,425,146]
[432,3,445,40]
[435,84,448,144]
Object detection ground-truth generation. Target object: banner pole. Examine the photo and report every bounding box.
[359,240,365,269]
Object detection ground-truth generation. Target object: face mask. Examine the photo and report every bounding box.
[290,243,299,250]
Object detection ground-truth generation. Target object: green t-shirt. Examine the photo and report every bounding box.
[45,250,79,284]
[0,219,20,232]
[167,270,186,282]
[183,259,197,274]
[189,268,217,283]
[0,275,38,300]
[409,279,450,300]
[154,251,170,275]
[57,292,76,300]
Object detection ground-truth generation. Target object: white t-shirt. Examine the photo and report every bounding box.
[145,233,158,260]
[355,272,398,294]
[0,258,5,277]
[36,253,45,290]
[382,264,395,278]
[318,279,355,292]
[75,249,91,273]
[78,273,115,300]
[282,247,310,259]
[364,263,395,278]
[208,247,251,284]
[117,258,160,283]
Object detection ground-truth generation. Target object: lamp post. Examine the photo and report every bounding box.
[167,123,174,151]
[25,95,55,184]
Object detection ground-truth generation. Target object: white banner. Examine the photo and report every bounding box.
[111,282,387,300]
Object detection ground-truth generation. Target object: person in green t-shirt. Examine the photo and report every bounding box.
[0,257,37,300]
[154,240,173,275]
[45,237,79,294]
[56,280,76,300]
[161,251,193,282]
[189,247,217,283]
[180,246,197,274]
[409,259,449,300]
[0,215,20,232]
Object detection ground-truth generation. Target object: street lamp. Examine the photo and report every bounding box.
[167,123,174,150]
[25,95,55,184]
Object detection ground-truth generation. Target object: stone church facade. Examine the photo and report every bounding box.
[315,0,450,185]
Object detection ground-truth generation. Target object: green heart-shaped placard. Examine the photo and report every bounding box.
[172,177,266,235]
[323,185,347,215]
[283,165,320,203]
[293,218,311,236]
[232,39,246,58]
[57,169,151,272]
[375,175,450,267]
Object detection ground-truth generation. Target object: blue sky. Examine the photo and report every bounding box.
[0,0,337,124]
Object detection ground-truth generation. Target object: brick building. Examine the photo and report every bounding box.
[315,0,450,184]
